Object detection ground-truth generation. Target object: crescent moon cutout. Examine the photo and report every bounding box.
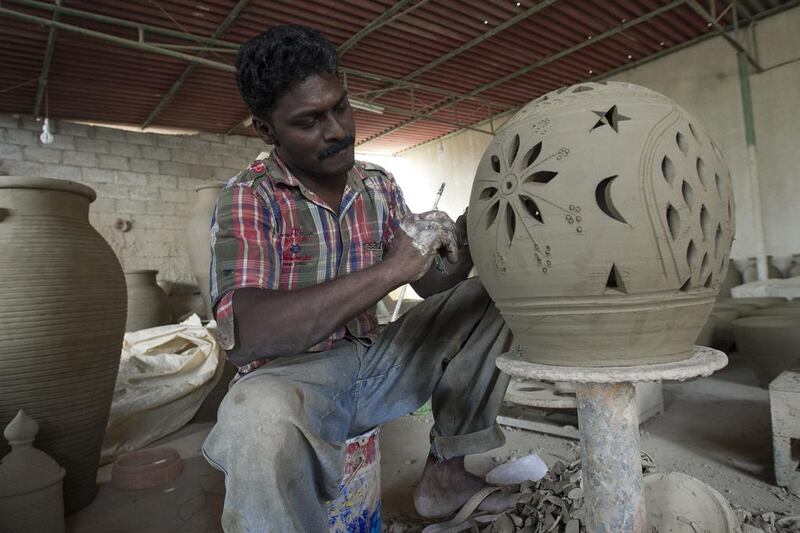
[595,175,628,224]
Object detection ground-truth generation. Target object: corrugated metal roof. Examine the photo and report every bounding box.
[0,0,794,154]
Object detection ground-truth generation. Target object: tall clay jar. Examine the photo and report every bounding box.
[0,177,126,513]
[186,184,223,320]
[124,270,171,332]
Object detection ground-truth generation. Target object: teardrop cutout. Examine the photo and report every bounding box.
[519,195,544,223]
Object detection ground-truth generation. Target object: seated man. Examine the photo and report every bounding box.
[203,24,515,532]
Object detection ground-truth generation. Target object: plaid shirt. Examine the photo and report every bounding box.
[210,152,410,372]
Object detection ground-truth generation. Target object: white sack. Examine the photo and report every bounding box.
[101,315,224,463]
[730,278,800,300]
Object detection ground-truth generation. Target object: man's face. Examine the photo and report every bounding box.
[256,73,356,179]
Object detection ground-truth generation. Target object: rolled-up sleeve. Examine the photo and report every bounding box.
[210,182,281,350]
[382,175,411,245]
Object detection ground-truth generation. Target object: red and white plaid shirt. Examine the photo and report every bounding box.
[210,152,410,372]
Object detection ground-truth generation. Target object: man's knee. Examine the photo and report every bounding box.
[205,378,309,461]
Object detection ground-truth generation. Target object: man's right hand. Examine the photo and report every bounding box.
[385,212,459,283]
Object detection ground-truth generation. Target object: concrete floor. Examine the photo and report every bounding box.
[66,353,800,532]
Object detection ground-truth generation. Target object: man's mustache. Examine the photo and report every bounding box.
[318,136,355,160]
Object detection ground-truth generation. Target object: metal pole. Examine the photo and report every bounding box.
[576,382,646,533]
[33,0,61,117]
[737,52,768,280]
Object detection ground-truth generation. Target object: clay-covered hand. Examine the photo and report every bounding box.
[454,208,470,262]
[385,212,458,282]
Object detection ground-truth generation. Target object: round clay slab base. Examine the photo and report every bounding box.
[497,345,727,383]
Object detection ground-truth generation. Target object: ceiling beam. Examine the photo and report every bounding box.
[5,0,240,49]
[33,0,61,117]
[685,0,763,72]
[356,0,685,147]
[402,0,561,82]
[142,0,250,129]
[0,6,237,72]
[357,0,560,102]
[337,0,415,55]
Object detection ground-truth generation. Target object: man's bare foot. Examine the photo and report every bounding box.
[413,456,519,519]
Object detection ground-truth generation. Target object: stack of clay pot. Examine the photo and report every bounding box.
[731,298,800,387]
[467,81,734,366]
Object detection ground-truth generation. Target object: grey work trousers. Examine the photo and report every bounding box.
[202,278,512,532]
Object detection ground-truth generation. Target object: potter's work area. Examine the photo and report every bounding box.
[2,4,800,533]
[61,357,800,532]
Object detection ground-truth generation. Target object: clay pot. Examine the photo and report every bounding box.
[0,411,66,533]
[719,297,787,309]
[695,315,717,348]
[186,184,223,320]
[742,258,759,283]
[717,260,742,297]
[747,305,800,318]
[789,254,800,278]
[767,256,783,279]
[733,316,800,387]
[124,270,171,332]
[644,472,739,532]
[709,309,739,352]
[468,82,734,366]
[772,256,794,278]
[0,176,126,513]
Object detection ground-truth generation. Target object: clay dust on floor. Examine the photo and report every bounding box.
[66,353,800,532]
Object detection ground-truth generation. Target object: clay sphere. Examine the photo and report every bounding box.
[468,81,735,366]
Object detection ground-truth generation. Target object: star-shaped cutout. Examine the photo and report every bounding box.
[591,105,630,133]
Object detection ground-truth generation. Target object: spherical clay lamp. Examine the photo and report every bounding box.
[468,81,735,367]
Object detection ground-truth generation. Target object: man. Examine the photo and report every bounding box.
[203,24,515,532]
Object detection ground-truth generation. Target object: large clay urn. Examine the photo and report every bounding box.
[0,177,126,513]
[124,270,171,332]
[186,184,223,320]
[468,82,735,366]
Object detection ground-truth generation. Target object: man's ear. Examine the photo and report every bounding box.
[253,117,279,147]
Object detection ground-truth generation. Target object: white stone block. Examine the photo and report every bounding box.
[41,164,82,181]
[159,161,188,175]
[0,144,23,160]
[63,151,98,167]
[110,141,141,158]
[23,146,62,164]
[141,146,171,161]
[97,154,129,171]
[116,198,147,214]
[116,171,148,186]
[81,167,115,184]
[76,137,110,153]
[0,160,44,176]
[130,158,159,173]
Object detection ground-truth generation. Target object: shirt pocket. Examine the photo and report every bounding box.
[357,219,384,268]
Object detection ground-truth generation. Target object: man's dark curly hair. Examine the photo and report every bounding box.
[236,25,339,119]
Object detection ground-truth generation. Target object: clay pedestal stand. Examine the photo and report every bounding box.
[497,346,728,533]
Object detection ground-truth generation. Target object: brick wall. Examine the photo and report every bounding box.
[0,114,264,285]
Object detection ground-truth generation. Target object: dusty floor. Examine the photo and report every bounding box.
[66,352,800,532]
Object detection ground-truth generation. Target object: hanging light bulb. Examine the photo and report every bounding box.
[40,118,54,145]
